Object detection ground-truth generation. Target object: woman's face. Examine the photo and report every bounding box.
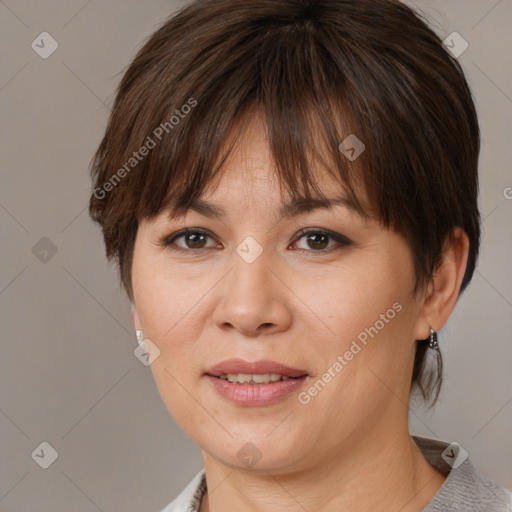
[131,115,429,473]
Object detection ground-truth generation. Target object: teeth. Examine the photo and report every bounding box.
[219,373,292,384]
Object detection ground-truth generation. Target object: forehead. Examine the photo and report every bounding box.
[163,191,361,222]
[159,110,374,223]
[199,119,347,199]
[161,163,369,226]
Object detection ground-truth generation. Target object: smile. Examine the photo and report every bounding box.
[218,373,293,384]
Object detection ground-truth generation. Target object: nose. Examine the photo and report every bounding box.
[212,246,293,337]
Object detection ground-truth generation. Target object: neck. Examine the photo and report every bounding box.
[199,425,446,512]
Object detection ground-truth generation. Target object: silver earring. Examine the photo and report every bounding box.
[429,328,438,351]
[136,330,144,347]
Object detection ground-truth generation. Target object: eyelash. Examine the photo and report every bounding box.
[160,228,352,255]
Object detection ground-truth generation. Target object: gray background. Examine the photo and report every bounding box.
[0,0,511,510]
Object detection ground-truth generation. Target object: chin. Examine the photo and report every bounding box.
[201,431,310,474]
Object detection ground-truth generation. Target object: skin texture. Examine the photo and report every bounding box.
[131,113,469,511]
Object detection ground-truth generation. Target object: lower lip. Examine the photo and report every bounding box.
[205,375,308,406]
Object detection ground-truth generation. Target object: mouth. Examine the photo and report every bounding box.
[205,358,308,379]
[204,359,309,406]
[215,373,300,384]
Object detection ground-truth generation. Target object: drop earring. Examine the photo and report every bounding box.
[429,328,439,351]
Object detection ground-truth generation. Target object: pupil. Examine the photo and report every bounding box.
[308,233,328,250]
[187,233,206,249]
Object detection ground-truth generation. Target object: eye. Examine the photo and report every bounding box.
[160,227,352,254]
[161,228,219,251]
[291,229,352,254]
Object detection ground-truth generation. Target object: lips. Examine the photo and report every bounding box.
[206,358,309,379]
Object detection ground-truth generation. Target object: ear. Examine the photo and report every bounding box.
[131,302,143,331]
[413,227,470,340]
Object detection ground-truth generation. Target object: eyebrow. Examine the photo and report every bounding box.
[164,193,361,220]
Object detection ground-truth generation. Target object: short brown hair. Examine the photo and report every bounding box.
[89,0,480,406]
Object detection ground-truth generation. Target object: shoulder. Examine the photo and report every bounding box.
[159,469,206,512]
[413,436,512,512]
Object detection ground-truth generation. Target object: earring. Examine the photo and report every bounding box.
[136,329,144,347]
[429,328,439,351]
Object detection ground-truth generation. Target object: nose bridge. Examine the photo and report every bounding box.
[229,235,274,302]
[213,235,291,334]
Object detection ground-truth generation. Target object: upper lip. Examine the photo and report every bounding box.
[206,358,308,378]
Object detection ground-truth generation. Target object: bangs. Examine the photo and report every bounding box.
[134,20,377,223]
[154,104,373,223]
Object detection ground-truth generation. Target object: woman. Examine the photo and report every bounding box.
[88,0,512,510]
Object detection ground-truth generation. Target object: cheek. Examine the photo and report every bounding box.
[132,249,207,343]
[296,251,417,403]
[302,255,407,341]
[132,260,209,432]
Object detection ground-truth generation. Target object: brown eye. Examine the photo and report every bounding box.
[293,229,352,253]
[305,232,329,250]
[163,229,217,251]
[183,231,208,249]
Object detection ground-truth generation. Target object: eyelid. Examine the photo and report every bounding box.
[160,228,217,250]
[293,228,352,252]
[160,227,352,252]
